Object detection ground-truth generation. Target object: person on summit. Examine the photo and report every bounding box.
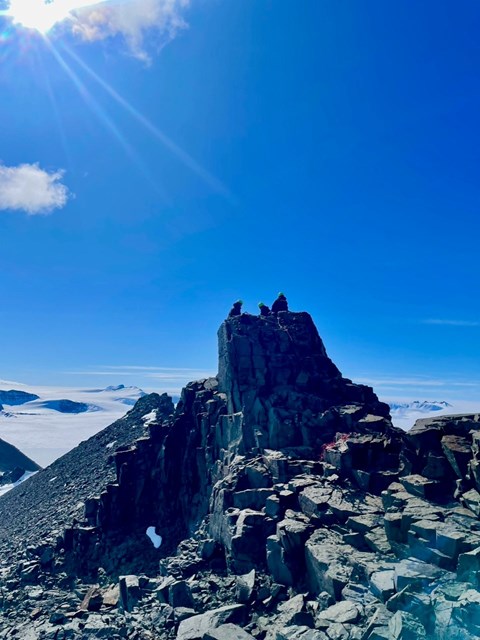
[228,300,243,317]
[258,302,270,316]
[271,292,288,313]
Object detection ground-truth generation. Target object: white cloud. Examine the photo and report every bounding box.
[0,163,69,215]
[71,0,190,62]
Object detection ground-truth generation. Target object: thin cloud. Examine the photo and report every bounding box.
[0,163,69,215]
[356,376,446,388]
[98,365,208,372]
[70,0,190,62]
[64,366,215,379]
[146,373,214,380]
[355,375,480,389]
[422,319,480,327]
[0,378,27,387]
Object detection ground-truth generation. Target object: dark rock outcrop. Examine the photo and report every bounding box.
[217,312,391,449]
[402,413,480,503]
[36,399,93,413]
[0,437,41,475]
[0,308,479,640]
[0,389,39,405]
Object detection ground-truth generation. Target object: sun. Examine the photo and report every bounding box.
[4,0,61,34]
[3,0,105,35]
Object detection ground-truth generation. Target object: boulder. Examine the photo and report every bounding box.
[318,601,361,624]
[393,559,445,591]
[369,571,395,603]
[389,611,427,639]
[119,575,141,612]
[169,580,195,609]
[236,570,255,603]
[80,585,103,612]
[305,531,354,599]
[203,624,254,640]
[176,604,246,640]
[441,436,471,479]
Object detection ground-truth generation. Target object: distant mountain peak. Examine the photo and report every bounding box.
[104,384,145,393]
[0,390,39,406]
[389,400,453,414]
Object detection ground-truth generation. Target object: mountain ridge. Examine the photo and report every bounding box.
[1,307,480,639]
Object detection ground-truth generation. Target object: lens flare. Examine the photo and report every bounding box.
[2,0,107,35]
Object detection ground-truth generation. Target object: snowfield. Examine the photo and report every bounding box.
[0,384,147,467]
[387,398,480,431]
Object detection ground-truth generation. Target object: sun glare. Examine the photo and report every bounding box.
[3,0,104,35]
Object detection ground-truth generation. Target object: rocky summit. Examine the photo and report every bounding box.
[1,307,480,639]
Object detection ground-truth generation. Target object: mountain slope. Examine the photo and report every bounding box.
[0,393,173,569]
[0,384,148,466]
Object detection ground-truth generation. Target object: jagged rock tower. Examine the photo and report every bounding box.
[218,311,392,452]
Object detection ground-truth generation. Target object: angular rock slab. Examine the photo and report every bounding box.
[176,604,246,640]
[203,623,254,640]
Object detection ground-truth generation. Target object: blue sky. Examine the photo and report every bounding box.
[0,0,479,403]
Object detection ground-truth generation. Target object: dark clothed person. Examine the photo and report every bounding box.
[272,293,288,313]
[228,300,243,317]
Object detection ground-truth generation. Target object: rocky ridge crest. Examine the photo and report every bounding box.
[0,309,480,639]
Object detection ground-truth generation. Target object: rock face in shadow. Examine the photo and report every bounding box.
[0,437,41,474]
[0,309,479,640]
[217,312,391,452]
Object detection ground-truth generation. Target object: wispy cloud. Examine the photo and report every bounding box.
[422,319,480,327]
[71,0,190,62]
[63,365,215,395]
[64,365,215,380]
[0,378,27,387]
[97,365,209,372]
[0,163,69,215]
[355,375,480,389]
[356,376,445,388]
